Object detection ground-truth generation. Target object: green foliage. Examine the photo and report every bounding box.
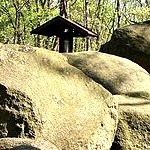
[0,0,149,51]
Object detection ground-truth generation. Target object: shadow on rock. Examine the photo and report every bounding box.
[11,145,40,150]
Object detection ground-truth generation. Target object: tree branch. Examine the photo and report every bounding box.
[0,6,15,29]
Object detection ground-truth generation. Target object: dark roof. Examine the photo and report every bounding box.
[31,16,97,37]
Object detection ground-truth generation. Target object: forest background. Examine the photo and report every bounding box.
[0,0,150,51]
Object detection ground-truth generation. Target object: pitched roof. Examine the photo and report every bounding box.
[31,16,97,37]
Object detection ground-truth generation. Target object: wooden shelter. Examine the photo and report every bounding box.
[31,16,97,53]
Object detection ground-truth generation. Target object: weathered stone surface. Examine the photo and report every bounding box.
[100,22,150,73]
[0,138,58,150]
[0,44,118,150]
[65,51,150,97]
[0,83,39,139]
[1,43,150,150]
[65,51,150,150]
[111,96,150,150]
[98,21,150,149]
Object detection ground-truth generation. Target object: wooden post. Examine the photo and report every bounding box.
[59,31,73,53]
[59,0,70,53]
[59,37,65,53]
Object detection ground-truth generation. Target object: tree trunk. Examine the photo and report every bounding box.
[116,0,121,28]
[84,0,90,51]
[39,0,47,9]
[12,0,22,44]
[145,0,149,7]
[35,0,41,47]
[59,0,67,18]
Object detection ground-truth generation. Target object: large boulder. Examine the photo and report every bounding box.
[65,51,150,97]
[0,44,118,150]
[111,96,150,150]
[65,51,150,150]
[100,22,150,73]
[0,138,58,150]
